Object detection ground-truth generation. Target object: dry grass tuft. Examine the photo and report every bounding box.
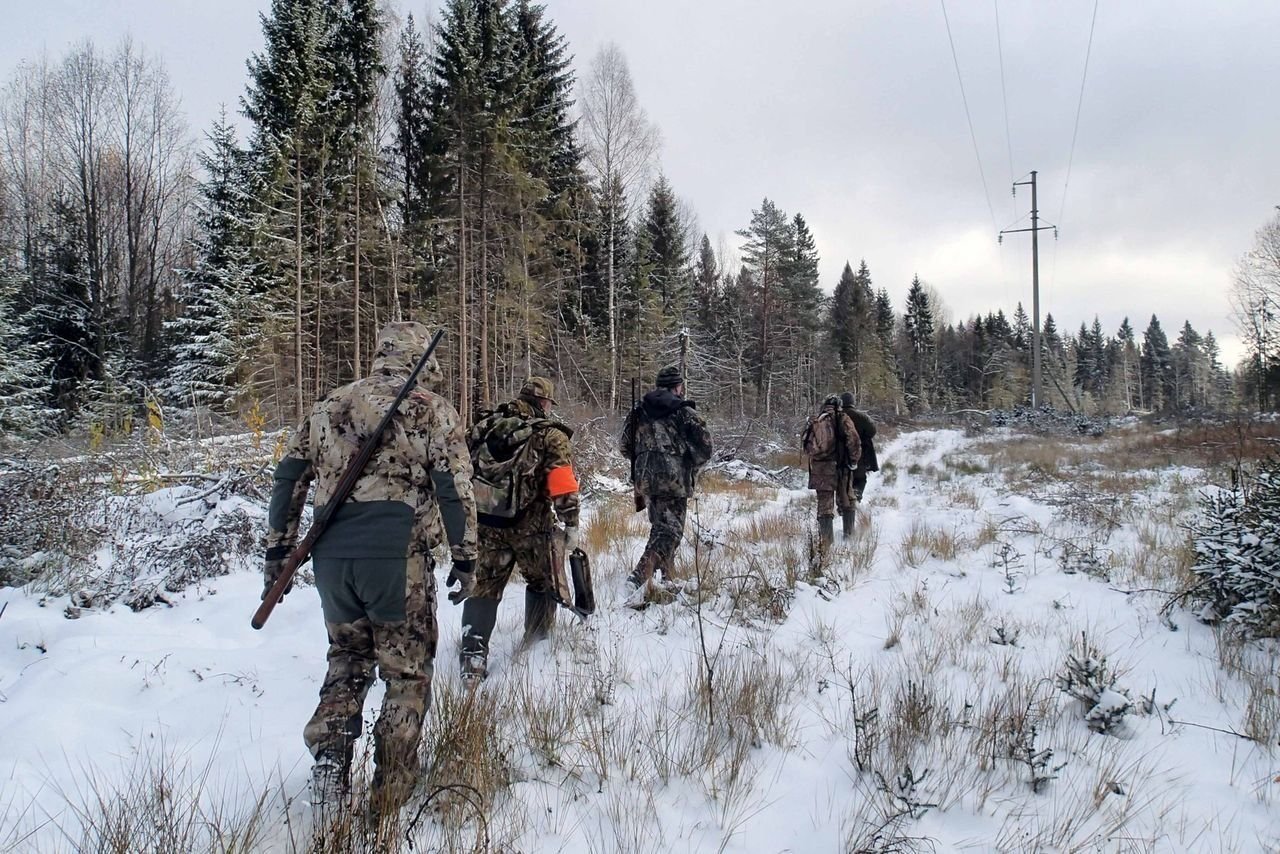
[584,495,647,555]
[420,683,513,815]
[897,519,963,568]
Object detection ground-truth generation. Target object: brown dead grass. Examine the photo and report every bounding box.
[1105,420,1280,470]
[584,495,648,554]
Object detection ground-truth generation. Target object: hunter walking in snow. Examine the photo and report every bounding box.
[839,391,878,527]
[804,395,861,545]
[621,365,714,604]
[458,377,581,681]
[262,321,477,820]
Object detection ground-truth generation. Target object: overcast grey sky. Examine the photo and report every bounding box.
[5,0,1277,364]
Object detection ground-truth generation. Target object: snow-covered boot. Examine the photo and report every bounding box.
[625,552,660,610]
[309,754,349,822]
[459,597,499,682]
[842,508,856,538]
[523,589,557,644]
[627,551,659,590]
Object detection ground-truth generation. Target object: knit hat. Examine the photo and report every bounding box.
[840,391,855,407]
[655,365,684,388]
[519,376,557,404]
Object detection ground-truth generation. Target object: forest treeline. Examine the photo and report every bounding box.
[1,0,1276,437]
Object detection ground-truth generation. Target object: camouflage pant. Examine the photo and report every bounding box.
[633,497,688,583]
[836,467,857,509]
[817,482,855,519]
[304,553,437,808]
[473,516,554,600]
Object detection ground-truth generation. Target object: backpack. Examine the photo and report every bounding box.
[469,410,546,527]
[803,412,837,460]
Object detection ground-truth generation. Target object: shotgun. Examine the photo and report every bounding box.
[251,328,446,630]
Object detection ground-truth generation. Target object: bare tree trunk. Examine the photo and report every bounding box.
[353,148,361,378]
[608,214,617,409]
[457,152,469,425]
[294,147,304,422]
[479,148,490,410]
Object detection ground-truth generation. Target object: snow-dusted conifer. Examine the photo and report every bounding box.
[164,110,259,410]
[0,265,51,433]
[1190,458,1280,638]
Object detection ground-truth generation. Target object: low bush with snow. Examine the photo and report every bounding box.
[1189,457,1280,637]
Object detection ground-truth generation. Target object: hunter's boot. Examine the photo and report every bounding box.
[309,750,350,824]
[523,588,558,645]
[459,597,500,681]
[818,516,835,548]
[625,551,660,608]
[842,508,856,538]
[627,551,659,591]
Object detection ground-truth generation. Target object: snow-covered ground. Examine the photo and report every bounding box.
[2,427,1278,852]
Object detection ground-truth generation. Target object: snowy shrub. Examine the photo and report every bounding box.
[1188,458,1280,638]
[1,446,268,610]
[1055,539,1111,582]
[0,459,100,588]
[1055,633,1132,734]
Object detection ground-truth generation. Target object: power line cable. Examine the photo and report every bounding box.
[994,0,1016,200]
[1049,0,1100,303]
[1058,0,1099,231]
[993,0,1016,310]
[940,0,999,233]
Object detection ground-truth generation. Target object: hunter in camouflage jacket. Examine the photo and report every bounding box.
[264,321,477,817]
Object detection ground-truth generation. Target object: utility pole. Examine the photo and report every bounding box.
[1000,170,1056,408]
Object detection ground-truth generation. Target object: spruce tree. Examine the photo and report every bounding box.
[26,200,100,420]
[737,198,793,412]
[829,262,857,370]
[0,264,50,433]
[393,14,441,300]
[693,235,719,338]
[165,111,260,410]
[902,275,935,410]
[642,175,689,323]
[1172,320,1204,410]
[1011,302,1030,350]
[1140,315,1174,411]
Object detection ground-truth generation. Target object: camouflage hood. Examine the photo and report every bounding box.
[370,321,443,389]
[641,387,695,419]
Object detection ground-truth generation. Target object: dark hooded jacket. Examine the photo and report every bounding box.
[620,388,714,498]
[843,405,879,472]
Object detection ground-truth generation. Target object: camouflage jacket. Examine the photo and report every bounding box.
[265,353,478,563]
[806,409,860,491]
[468,398,580,530]
[620,388,714,498]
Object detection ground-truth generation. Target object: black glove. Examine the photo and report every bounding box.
[446,559,476,605]
[262,546,294,600]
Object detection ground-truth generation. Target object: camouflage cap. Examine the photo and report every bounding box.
[519,376,557,404]
[655,365,683,388]
[823,394,841,408]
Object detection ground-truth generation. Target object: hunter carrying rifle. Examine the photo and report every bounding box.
[803,395,861,546]
[258,322,477,823]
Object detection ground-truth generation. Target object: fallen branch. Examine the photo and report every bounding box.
[1167,718,1257,742]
